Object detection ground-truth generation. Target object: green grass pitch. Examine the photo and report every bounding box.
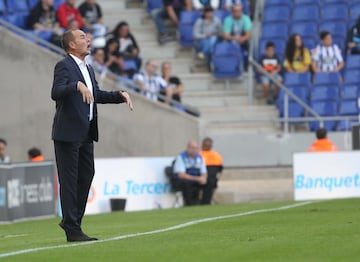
[1,198,359,261]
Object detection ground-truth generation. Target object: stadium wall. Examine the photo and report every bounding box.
[0,28,199,162]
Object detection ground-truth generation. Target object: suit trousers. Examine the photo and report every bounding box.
[54,128,94,234]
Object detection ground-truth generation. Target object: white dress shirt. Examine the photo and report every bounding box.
[70,54,94,121]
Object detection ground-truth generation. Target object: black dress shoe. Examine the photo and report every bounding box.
[59,221,65,231]
[66,232,98,242]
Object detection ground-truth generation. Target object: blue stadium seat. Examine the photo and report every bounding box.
[277,100,306,118]
[339,100,358,115]
[6,0,29,13]
[147,0,163,12]
[292,5,320,22]
[277,86,309,118]
[261,23,288,39]
[331,36,346,52]
[178,11,201,47]
[294,0,321,6]
[309,101,338,131]
[284,72,311,86]
[346,55,360,70]
[0,0,6,14]
[351,3,360,20]
[54,0,64,9]
[322,4,349,22]
[2,13,28,28]
[344,70,360,84]
[290,22,318,39]
[28,0,38,9]
[212,41,243,79]
[323,0,349,4]
[213,9,230,22]
[341,85,359,99]
[337,120,357,131]
[265,0,293,8]
[263,6,291,22]
[318,21,347,38]
[310,85,340,101]
[313,72,342,85]
[302,38,317,50]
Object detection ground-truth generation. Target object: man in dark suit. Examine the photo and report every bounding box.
[52,29,133,242]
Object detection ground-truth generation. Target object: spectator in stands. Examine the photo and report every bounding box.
[113,21,142,71]
[193,5,222,62]
[222,4,252,70]
[199,137,223,205]
[57,0,84,30]
[67,18,79,30]
[28,147,44,162]
[222,0,242,10]
[311,31,344,73]
[192,0,220,10]
[26,0,63,46]
[258,41,282,105]
[151,0,192,44]
[103,38,126,76]
[88,48,117,81]
[347,17,360,55]
[284,34,311,73]
[173,140,207,206]
[307,128,338,152]
[78,0,106,39]
[134,60,167,101]
[0,138,11,164]
[160,62,184,104]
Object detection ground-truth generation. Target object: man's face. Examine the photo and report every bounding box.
[70,30,91,57]
[322,34,332,47]
[146,61,158,75]
[187,142,199,157]
[202,141,212,151]
[232,5,243,19]
[0,142,6,158]
[43,0,54,6]
[161,63,171,75]
[93,49,105,64]
[266,46,275,57]
[66,0,75,7]
[87,0,95,5]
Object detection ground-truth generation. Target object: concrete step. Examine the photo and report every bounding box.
[100,0,127,10]
[214,178,294,204]
[204,123,280,135]
[220,167,293,180]
[182,95,248,107]
[182,89,243,98]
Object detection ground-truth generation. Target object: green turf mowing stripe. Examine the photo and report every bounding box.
[0,201,313,259]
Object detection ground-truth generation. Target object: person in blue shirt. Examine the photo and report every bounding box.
[222,3,252,70]
[173,140,207,206]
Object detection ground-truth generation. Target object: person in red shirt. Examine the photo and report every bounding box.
[57,0,84,29]
[307,128,338,152]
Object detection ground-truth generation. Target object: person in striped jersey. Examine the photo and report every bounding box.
[311,31,345,73]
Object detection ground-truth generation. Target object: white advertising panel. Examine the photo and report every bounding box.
[294,152,360,201]
[84,157,176,214]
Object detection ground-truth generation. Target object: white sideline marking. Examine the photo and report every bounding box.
[0,201,313,258]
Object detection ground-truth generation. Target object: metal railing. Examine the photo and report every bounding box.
[0,18,200,117]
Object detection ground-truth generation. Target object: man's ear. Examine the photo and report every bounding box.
[69,40,76,50]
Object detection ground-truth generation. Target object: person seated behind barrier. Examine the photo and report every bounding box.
[26,0,64,47]
[192,0,220,10]
[258,41,282,105]
[0,138,11,164]
[133,60,167,101]
[311,31,344,73]
[160,62,184,104]
[284,34,311,73]
[222,3,252,70]
[193,5,222,62]
[307,128,338,152]
[28,147,44,162]
[57,0,85,30]
[151,0,192,44]
[78,0,106,39]
[347,17,360,55]
[88,48,117,80]
[173,140,208,206]
[199,137,223,205]
[112,21,142,71]
[103,38,127,76]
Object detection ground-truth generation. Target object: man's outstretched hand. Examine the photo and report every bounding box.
[120,91,134,111]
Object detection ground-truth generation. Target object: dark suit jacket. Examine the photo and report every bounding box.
[51,54,125,142]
